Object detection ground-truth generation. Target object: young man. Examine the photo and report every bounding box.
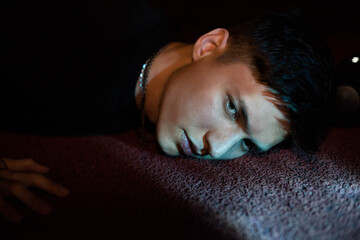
[0,1,334,222]
[138,11,334,159]
[1,1,333,158]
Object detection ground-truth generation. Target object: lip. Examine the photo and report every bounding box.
[180,130,195,156]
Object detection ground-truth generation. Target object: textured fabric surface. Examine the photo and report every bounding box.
[1,126,360,240]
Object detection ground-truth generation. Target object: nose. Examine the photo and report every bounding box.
[205,128,247,159]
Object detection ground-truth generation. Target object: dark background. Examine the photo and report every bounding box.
[148,0,359,34]
[148,0,360,65]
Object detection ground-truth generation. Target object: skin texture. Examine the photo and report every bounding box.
[157,54,287,159]
[138,28,288,159]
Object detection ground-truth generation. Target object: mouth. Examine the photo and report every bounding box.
[179,130,195,157]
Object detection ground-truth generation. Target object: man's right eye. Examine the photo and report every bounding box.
[243,139,263,155]
[241,139,250,152]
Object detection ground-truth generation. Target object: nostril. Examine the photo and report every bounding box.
[201,134,211,156]
[200,148,209,156]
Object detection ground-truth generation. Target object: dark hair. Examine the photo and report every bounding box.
[218,9,334,152]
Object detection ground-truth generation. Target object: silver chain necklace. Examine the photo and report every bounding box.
[137,45,167,141]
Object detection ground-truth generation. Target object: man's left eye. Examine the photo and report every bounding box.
[226,97,237,117]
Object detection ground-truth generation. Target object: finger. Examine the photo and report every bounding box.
[24,173,70,197]
[0,196,23,223]
[0,158,7,169]
[1,158,49,173]
[0,170,69,197]
[1,180,52,215]
[7,182,52,215]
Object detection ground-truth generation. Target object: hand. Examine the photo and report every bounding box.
[0,157,69,223]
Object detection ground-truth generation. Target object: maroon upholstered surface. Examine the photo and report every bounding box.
[1,125,360,240]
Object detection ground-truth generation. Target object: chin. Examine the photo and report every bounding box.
[156,120,182,157]
[156,132,179,157]
[159,143,180,157]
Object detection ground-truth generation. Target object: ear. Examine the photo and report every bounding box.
[192,28,229,61]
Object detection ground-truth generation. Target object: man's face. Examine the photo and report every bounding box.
[156,53,288,159]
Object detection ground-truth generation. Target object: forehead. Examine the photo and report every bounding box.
[219,62,288,150]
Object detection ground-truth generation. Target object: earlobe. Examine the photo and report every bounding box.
[192,28,229,61]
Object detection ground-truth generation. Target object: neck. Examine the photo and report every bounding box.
[135,42,193,123]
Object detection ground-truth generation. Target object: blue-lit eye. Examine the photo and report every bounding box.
[226,97,237,118]
[242,139,263,155]
[241,139,249,152]
[242,139,255,153]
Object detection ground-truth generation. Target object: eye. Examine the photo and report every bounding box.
[242,139,262,155]
[226,96,238,118]
[241,139,251,152]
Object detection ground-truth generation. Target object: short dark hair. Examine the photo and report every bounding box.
[218,9,334,152]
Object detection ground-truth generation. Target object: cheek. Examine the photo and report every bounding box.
[158,61,227,130]
[249,98,287,146]
[160,81,222,129]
